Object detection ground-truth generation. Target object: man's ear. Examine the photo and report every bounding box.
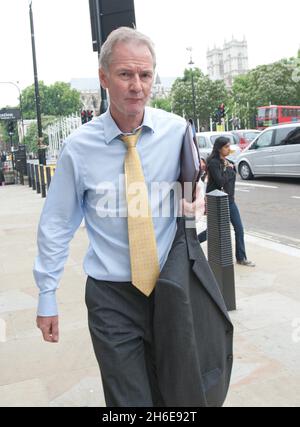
[99,68,108,90]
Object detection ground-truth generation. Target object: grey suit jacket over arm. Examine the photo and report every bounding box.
[154,217,234,407]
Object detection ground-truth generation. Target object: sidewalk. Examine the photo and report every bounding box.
[0,185,300,407]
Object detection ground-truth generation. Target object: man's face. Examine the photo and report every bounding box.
[99,41,154,120]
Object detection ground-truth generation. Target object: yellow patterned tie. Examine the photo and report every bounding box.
[121,128,160,296]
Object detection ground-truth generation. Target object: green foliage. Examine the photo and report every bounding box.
[22,81,82,119]
[0,121,19,149]
[21,81,48,119]
[23,122,39,153]
[150,96,172,112]
[168,53,300,129]
[171,68,228,128]
[19,81,82,152]
[23,116,56,154]
[230,57,300,127]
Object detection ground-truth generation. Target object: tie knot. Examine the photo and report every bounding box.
[121,128,142,148]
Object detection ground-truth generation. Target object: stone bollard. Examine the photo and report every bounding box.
[27,162,32,188]
[46,166,52,190]
[206,189,236,311]
[34,164,41,194]
[39,165,46,198]
[30,164,36,191]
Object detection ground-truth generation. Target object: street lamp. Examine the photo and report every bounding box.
[29,1,46,166]
[186,47,197,132]
[0,81,25,143]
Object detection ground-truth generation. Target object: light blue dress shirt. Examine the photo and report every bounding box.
[33,107,187,316]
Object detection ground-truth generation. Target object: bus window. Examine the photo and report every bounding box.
[271,108,277,118]
[269,108,278,125]
[288,109,296,117]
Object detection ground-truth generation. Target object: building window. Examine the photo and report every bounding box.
[238,53,243,71]
[220,62,224,76]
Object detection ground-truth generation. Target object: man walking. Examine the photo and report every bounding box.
[34,27,201,406]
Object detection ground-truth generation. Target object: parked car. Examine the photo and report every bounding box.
[236,123,300,180]
[231,130,261,150]
[196,131,241,162]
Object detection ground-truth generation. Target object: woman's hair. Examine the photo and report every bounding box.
[99,27,156,72]
[207,136,230,164]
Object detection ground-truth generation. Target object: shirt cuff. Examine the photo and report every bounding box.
[37,292,58,317]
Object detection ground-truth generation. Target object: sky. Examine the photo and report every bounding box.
[0,0,299,107]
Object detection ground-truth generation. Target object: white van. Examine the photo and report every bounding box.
[196,131,241,162]
[236,123,300,180]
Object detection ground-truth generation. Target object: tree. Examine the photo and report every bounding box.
[150,96,172,112]
[21,81,49,119]
[45,82,82,116]
[171,68,228,129]
[23,122,39,154]
[22,81,82,119]
[23,116,56,154]
[231,55,300,128]
[0,121,19,149]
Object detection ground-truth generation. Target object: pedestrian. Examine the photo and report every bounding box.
[1,152,7,163]
[198,137,255,267]
[34,27,232,407]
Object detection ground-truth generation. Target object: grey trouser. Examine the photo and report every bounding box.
[85,276,164,407]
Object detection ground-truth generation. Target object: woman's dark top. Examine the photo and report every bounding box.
[206,157,236,203]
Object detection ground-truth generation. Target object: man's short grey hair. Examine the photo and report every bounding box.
[99,27,156,71]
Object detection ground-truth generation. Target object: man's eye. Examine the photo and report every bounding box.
[141,73,152,80]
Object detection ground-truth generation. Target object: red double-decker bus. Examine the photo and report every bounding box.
[257,105,300,130]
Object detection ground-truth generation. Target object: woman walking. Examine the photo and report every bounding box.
[198,137,255,267]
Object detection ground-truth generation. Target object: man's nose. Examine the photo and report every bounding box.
[130,74,143,92]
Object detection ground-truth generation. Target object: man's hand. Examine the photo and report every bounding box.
[181,182,205,220]
[36,316,59,343]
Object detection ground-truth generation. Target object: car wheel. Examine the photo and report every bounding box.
[239,162,254,180]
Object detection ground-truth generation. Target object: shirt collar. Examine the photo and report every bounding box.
[102,107,155,145]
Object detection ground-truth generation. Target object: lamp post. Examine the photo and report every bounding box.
[89,0,108,114]
[95,0,108,114]
[186,47,197,132]
[29,1,46,165]
[0,81,25,143]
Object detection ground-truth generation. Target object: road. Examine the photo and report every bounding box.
[235,176,300,249]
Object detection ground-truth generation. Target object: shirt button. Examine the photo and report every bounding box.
[227,355,233,362]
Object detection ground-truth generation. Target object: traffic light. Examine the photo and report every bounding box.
[218,104,226,119]
[213,104,226,125]
[81,110,87,125]
[213,110,220,124]
[87,110,93,122]
[8,121,15,135]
